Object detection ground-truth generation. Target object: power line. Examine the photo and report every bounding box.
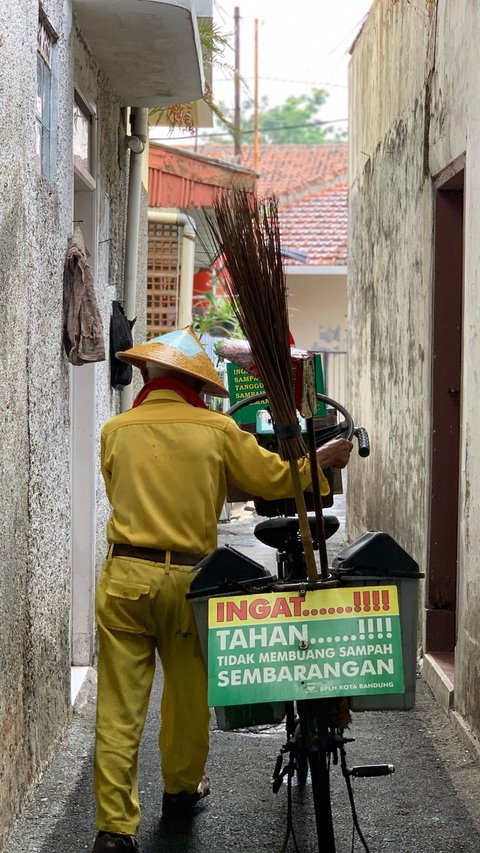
[217,76,348,89]
[151,117,348,143]
[322,12,371,59]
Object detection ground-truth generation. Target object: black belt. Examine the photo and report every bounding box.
[112,544,205,566]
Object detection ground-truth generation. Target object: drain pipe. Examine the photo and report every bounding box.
[121,107,148,411]
[147,208,197,327]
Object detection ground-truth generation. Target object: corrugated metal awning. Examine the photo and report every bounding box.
[148,142,257,269]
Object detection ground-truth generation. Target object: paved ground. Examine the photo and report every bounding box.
[5,497,480,853]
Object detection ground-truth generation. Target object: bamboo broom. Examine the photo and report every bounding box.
[206,190,319,582]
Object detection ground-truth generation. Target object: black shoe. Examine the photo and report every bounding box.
[162,776,210,820]
[92,831,139,852]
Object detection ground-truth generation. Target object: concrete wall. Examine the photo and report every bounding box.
[0,1,146,843]
[349,0,480,739]
[348,0,435,570]
[0,2,34,837]
[0,0,73,835]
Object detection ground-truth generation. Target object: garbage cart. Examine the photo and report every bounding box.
[332,531,424,711]
[187,545,286,730]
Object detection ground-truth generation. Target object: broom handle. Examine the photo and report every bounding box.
[306,417,330,580]
[289,460,319,582]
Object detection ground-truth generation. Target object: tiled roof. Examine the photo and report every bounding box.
[192,143,348,266]
[279,184,348,267]
[193,143,347,200]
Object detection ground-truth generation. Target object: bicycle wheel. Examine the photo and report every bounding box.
[296,699,336,853]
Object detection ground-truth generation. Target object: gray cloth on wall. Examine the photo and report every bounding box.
[62,226,106,365]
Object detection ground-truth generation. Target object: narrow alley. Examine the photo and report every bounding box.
[5,2,480,853]
[5,500,480,853]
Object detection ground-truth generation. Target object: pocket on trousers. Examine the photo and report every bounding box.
[101,580,151,633]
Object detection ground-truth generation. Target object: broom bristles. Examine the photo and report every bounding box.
[206,190,306,461]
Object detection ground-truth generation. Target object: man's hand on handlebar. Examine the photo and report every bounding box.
[316,438,353,470]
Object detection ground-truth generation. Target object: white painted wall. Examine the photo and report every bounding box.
[286,272,347,353]
[287,270,348,404]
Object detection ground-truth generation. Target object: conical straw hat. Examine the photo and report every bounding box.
[116,327,229,398]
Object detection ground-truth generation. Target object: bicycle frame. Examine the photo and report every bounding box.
[223,391,390,853]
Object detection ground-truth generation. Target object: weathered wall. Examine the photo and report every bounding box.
[0,0,74,836]
[348,0,435,574]
[0,1,33,838]
[0,0,146,842]
[349,0,480,740]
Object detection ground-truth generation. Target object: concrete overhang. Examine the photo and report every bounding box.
[73,0,205,107]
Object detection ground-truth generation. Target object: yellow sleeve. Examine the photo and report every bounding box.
[223,419,330,500]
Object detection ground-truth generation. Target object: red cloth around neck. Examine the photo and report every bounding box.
[132,377,208,409]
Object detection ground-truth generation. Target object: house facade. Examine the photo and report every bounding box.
[0,0,208,844]
[147,141,256,337]
[279,180,348,403]
[348,0,480,744]
[181,142,349,400]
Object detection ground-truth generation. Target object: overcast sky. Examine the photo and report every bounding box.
[213,0,373,122]
[150,0,373,144]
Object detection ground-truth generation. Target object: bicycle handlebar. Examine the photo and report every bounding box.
[354,427,370,458]
[226,392,370,458]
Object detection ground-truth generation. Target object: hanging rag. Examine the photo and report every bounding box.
[62,226,106,365]
[110,300,135,389]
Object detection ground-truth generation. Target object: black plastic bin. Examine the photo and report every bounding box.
[332,531,424,711]
[187,546,286,730]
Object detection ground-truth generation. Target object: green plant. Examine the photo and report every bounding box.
[192,290,242,338]
[209,88,348,144]
[148,20,235,135]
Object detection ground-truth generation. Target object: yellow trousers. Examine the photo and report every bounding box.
[94,554,210,835]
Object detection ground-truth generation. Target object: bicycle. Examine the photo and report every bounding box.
[189,392,418,853]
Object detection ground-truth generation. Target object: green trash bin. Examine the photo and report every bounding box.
[332,531,424,711]
[187,546,286,730]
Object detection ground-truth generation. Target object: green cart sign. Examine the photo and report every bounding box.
[227,355,327,425]
[226,364,267,424]
[208,586,404,706]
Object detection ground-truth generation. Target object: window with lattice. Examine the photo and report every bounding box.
[147,222,180,337]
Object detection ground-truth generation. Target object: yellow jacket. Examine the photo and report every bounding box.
[101,389,329,555]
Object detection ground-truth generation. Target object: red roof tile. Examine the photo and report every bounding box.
[193,143,347,200]
[174,142,348,266]
[191,143,348,266]
[279,184,348,267]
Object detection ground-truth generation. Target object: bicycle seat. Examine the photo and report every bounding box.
[254,514,340,550]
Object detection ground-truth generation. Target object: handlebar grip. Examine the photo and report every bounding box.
[354,427,370,458]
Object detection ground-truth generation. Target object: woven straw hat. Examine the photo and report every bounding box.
[116,327,229,398]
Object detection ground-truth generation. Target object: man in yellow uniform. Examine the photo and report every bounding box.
[92,328,352,853]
